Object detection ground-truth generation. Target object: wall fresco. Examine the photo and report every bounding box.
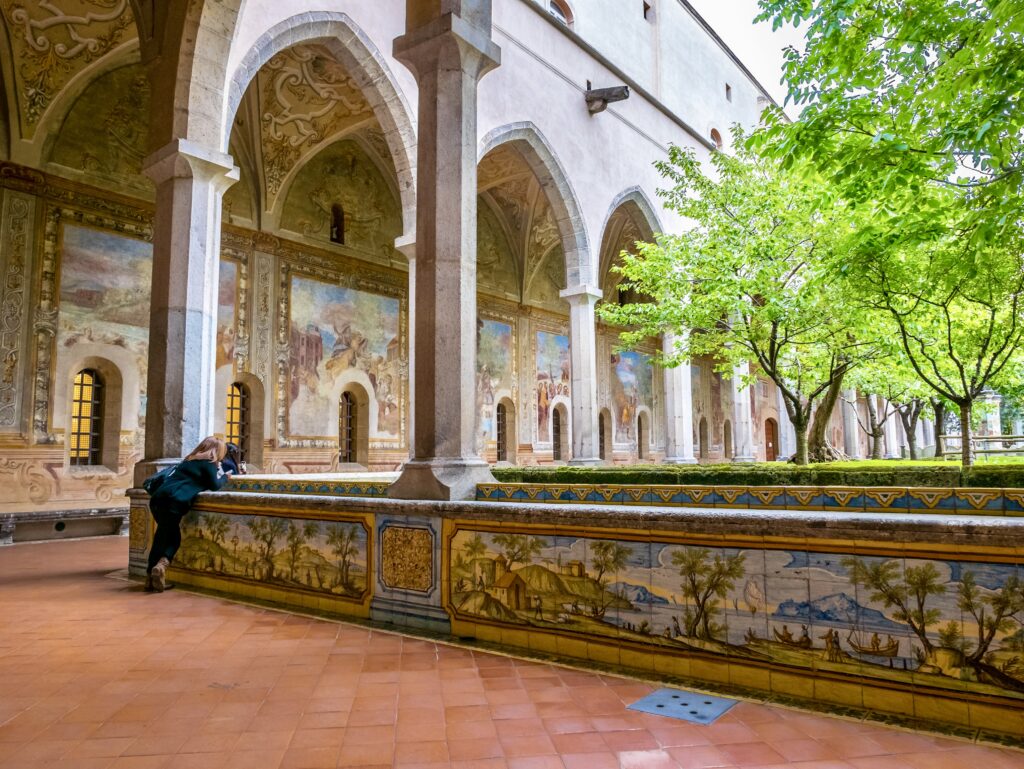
[610,350,653,444]
[217,259,237,372]
[177,512,368,600]
[536,331,570,441]
[287,275,401,439]
[477,319,514,450]
[449,528,1024,702]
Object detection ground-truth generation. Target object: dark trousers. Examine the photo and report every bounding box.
[147,505,184,574]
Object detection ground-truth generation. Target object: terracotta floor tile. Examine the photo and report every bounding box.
[2,539,1022,769]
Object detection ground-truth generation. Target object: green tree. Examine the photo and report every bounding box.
[247,517,287,580]
[325,524,359,590]
[590,541,631,585]
[843,557,946,660]
[598,132,872,464]
[491,534,546,568]
[671,547,745,640]
[757,0,1024,466]
[957,571,1024,664]
[285,521,320,582]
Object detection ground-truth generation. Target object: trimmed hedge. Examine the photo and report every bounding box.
[491,461,1024,489]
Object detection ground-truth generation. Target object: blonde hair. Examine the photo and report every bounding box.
[186,436,227,463]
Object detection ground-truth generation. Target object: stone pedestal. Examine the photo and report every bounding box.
[136,139,238,484]
[389,4,501,500]
[731,362,756,462]
[561,285,602,465]
[662,333,696,464]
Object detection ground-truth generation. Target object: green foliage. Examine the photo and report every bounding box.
[672,547,746,640]
[491,534,547,567]
[492,461,1024,488]
[590,541,632,585]
[598,128,874,464]
[756,0,1024,466]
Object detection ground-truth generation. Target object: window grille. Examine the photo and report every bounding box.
[70,369,103,466]
[226,382,249,460]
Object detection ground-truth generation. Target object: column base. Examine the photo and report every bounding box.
[663,456,698,465]
[389,459,496,501]
[732,455,757,464]
[568,457,602,466]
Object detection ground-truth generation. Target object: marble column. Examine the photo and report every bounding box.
[136,139,238,482]
[731,362,755,462]
[561,285,601,465]
[776,388,796,460]
[882,398,900,458]
[395,234,416,460]
[842,388,861,459]
[978,390,1003,437]
[662,333,696,463]
[389,3,501,500]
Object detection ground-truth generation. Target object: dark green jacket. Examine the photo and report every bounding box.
[150,459,227,516]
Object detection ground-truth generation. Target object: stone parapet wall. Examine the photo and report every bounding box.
[128,491,1024,739]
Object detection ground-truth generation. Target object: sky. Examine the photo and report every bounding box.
[684,0,805,115]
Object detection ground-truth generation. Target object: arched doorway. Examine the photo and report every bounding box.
[637,411,650,461]
[495,398,516,464]
[765,418,779,462]
[338,385,370,467]
[598,408,612,461]
[698,417,709,461]
[724,419,733,460]
[552,403,570,462]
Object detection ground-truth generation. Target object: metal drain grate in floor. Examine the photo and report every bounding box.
[627,688,737,725]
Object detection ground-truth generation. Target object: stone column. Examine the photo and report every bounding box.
[389,3,501,500]
[731,362,755,462]
[395,234,416,460]
[881,398,900,458]
[842,388,861,459]
[561,285,602,465]
[662,333,696,463]
[978,389,1003,437]
[136,139,238,481]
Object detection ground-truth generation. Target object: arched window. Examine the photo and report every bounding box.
[70,369,103,466]
[549,0,573,26]
[496,402,508,462]
[710,128,723,150]
[330,204,345,245]
[552,407,563,461]
[225,382,249,461]
[724,419,733,460]
[339,391,357,463]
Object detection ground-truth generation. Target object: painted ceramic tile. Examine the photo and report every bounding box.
[178,513,368,599]
[448,529,1024,701]
[288,275,401,439]
[477,319,514,451]
[610,351,653,443]
[536,331,570,442]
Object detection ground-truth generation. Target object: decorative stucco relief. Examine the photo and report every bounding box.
[0,191,32,430]
[3,0,136,133]
[259,44,373,201]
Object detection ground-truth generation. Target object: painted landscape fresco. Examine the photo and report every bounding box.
[536,331,570,441]
[58,225,152,416]
[477,319,514,450]
[178,512,368,599]
[450,529,1024,701]
[216,260,237,372]
[288,276,401,438]
[610,351,654,443]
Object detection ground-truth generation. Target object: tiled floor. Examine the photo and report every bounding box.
[1,538,1021,769]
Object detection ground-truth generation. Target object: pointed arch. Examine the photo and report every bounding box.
[223,12,417,237]
[479,122,593,289]
[598,186,664,291]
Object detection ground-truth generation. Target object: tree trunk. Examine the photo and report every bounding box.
[793,423,809,465]
[959,402,975,467]
[932,398,947,458]
[866,397,884,460]
[898,400,922,461]
[808,372,845,462]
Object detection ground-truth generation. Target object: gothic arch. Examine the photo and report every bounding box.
[598,186,663,292]
[479,122,593,290]
[223,12,417,237]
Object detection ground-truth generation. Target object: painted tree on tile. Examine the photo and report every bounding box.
[590,541,631,585]
[286,521,321,582]
[202,513,230,548]
[326,524,359,590]
[957,571,1024,666]
[491,534,547,568]
[248,517,288,581]
[672,547,745,640]
[843,557,945,660]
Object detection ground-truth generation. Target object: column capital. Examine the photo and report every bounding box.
[143,138,239,191]
[395,232,417,262]
[394,12,500,78]
[559,284,602,305]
